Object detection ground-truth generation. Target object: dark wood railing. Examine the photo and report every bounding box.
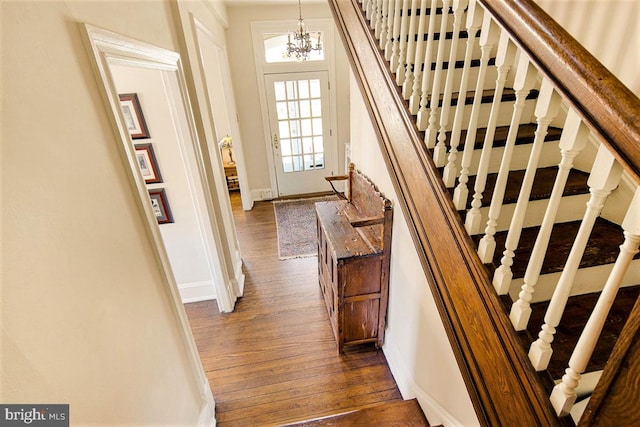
[329,0,640,425]
[481,0,640,181]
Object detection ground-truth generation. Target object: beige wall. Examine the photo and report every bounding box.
[1,0,211,424]
[348,72,480,426]
[535,0,640,97]
[225,2,351,199]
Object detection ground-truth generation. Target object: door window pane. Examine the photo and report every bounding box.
[289,120,300,137]
[301,119,312,137]
[298,80,310,98]
[282,156,294,173]
[274,81,286,101]
[288,101,299,119]
[276,102,288,120]
[273,77,326,174]
[291,138,302,155]
[281,139,292,156]
[310,79,321,98]
[292,155,303,171]
[311,99,322,117]
[279,121,290,138]
[303,137,313,153]
[299,100,311,118]
[286,81,297,99]
[304,154,314,170]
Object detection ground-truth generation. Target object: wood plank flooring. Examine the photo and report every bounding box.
[184,193,402,426]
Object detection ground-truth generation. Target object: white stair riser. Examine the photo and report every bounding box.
[468,193,591,235]
[412,37,482,72]
[507,258,640,303]
[447,140,561,176]
[435,97,537,132]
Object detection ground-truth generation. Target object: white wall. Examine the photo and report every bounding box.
[1,1,212,424]
[348,72,480,427]
[535,0,640,97]
[225,2,351,200]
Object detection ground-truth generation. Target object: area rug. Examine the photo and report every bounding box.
[273,195,339,260]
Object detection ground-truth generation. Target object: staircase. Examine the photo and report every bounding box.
[329,0,640,425]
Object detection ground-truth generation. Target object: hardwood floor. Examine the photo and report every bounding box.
[184,192,402,426]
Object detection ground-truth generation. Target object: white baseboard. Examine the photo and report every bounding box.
[179,281,216,303]
[197,393,216,427]
[250,188,274,203]
[383,342,473,427]
[232,252,245,297]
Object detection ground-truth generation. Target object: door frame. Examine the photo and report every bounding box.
[81,23,224,424]
[251,18,339,199]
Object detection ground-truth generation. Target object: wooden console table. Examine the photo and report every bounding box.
[223,164,239,191]
[315,163,392,353]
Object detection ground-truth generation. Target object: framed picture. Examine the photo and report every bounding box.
[135,143,163,184]
[148,188,174,224]
[119,93,150,139]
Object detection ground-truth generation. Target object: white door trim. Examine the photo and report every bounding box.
[81,23,217,418]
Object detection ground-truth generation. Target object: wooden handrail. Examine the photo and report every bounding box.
[328,1,574,425]
[479,0,640,182]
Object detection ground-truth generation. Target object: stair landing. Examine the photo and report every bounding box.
[280,399,432,427]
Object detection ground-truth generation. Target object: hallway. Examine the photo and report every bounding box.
[184,193,402,426]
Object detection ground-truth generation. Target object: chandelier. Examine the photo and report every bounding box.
[285,0,322,61]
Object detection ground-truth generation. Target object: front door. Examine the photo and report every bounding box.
[265,71,336,196]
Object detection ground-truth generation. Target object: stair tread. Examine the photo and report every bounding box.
[460,166,590,209]
[483,217,640,279]
[527,285,640,379]
[280,399,431,426]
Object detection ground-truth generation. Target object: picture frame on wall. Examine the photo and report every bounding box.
[135,143,163,184]
[119,93,150,139]
[148,188,174,224]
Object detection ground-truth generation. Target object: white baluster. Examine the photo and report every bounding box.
[374,0,384,36]
[451,13,499,210]
[395,0,412,85]
[529,144,624,371]
[476,55,537,262]
[379,0,390,49]
[442,0,480,188]
[407,0,429,114]
[549,186,640,416]
[491,79,561,294]
[384,0,396,59]
[414,0,440,122]
[366,0,375,23]
[402,0,421,99]
[510,109,589,330]
[424,0,453,149]
[434,0,468,176]
[463,32,516,233]
[389,0,403,70]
